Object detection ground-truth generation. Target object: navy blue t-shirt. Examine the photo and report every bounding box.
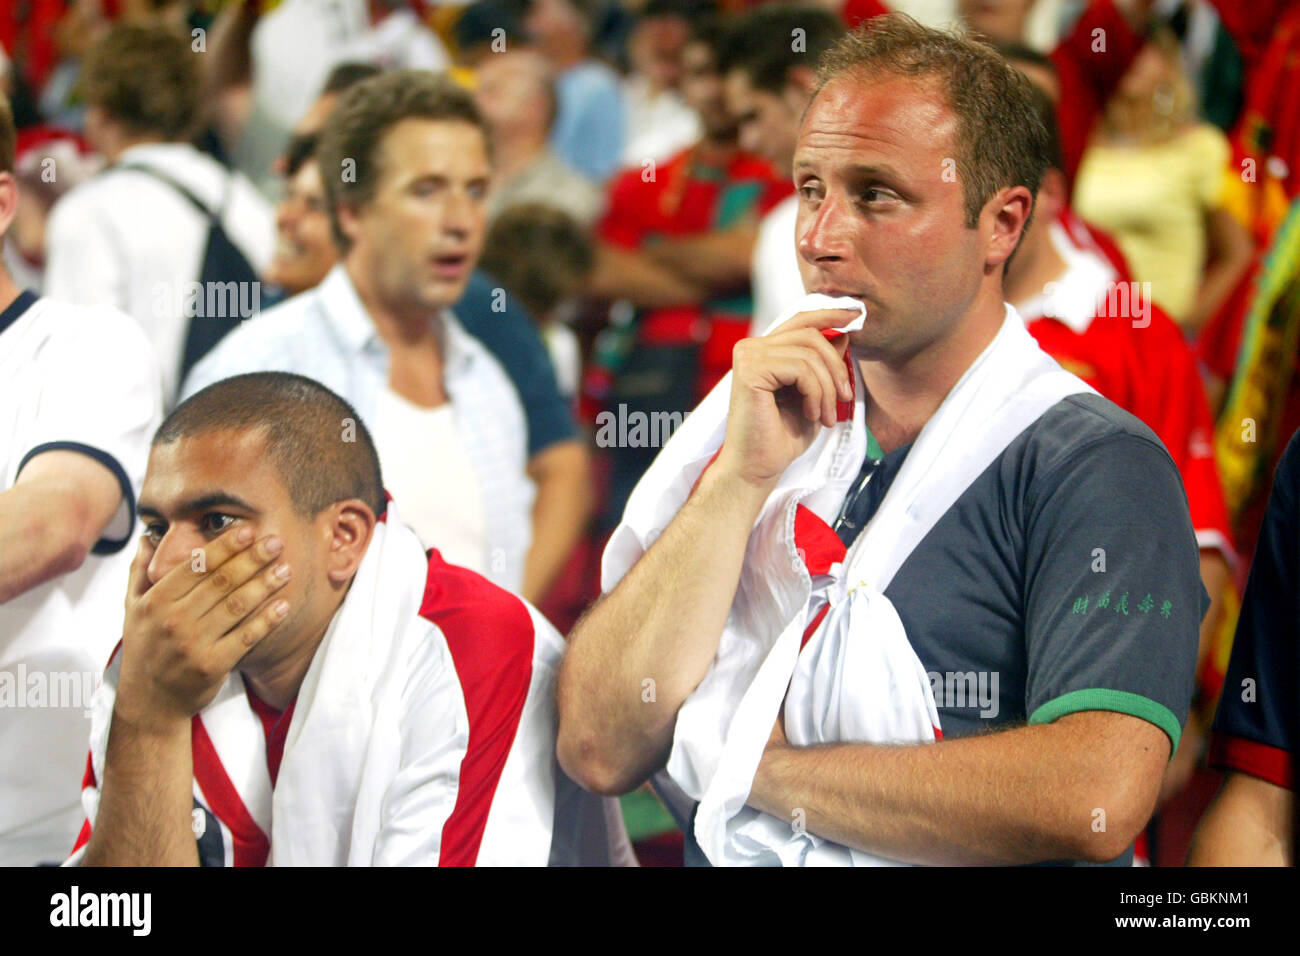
[455,269,578,458]
[1209,427,1300,791]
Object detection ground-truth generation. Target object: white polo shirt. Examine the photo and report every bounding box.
[0,291,163,865]
[749,194,804,337]
[43,142,274,401]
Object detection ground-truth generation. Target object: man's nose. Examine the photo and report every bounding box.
[798,189,852,266]
[442,191,481,238]
[146,528,199,586]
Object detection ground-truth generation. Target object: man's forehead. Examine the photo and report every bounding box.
[796,74,956,164]
[379,118,489,171]
[143,429,275,505]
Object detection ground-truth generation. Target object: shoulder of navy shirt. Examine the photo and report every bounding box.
[455,270,577,458]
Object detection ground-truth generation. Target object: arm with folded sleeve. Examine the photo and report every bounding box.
[0,452,123,607]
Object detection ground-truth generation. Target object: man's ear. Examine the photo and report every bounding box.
[985,184,1034,270]
[321,499,376,586]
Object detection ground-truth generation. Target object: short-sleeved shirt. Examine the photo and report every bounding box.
[878,392,1206,866]
[1020,211,1235,564]
[0,291,163,865]
[1208,427,1300,791]
[455,269,579,458]
[674,389,1207,867]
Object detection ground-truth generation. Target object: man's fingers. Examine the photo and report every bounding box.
[214,597,290,671]
[752,348,837,428]
[125,536,155,606]
[769,328,854,401]
[186,533,285,620]
[768,307,862,338]
[200,555,292,634]
[145,524,258,604]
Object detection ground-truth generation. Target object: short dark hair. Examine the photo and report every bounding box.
[321,61,382,96]
[481,203,594,317]
[155,373,385,517]
[317,69,490,251]
[721,4,845,94]
[0,92,13,175]
[686,15,732,62]
[80,23,200,140]
[813,13,1051,230]
[283,132,320,178]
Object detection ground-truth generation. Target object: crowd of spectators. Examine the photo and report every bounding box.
[2,0,1298,866]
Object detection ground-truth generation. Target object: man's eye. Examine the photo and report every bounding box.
[860,188,894,204]
[799,184,821,201]
[200,514,237,536]
[142,522,165,545]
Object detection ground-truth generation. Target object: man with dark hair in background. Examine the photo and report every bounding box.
[559,15,1205,867]
[186,71,554,599]
[69,372,625,865]
[718,3,846,335]
[245,71,592,608]
[587,16,792,527]
[0,91,164,865]
[43,22,272,401]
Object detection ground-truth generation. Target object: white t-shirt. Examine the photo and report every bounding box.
[0,292,163,865]
[43,142,274,402]
[372,388,489,575]
[749,194,804,337]
[620,77,702,169]
[251,1,451,132]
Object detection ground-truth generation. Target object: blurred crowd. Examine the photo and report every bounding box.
[2,0,1299,864]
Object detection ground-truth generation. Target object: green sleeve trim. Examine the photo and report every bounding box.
[1029,688,1182,756]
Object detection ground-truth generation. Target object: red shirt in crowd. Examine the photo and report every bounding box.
[597,143,791,398]
[1020,209,1236,563]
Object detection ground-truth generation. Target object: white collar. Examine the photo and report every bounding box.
[1015,219,1119,335]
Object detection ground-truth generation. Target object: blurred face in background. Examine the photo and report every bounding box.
[340,119,490,315]
[474,50,552,142]
[1118,37,1180,101]
[959,0,1035,44]
[267,157,337,296]
[627,14,691,91]
[680,39,737,142]
[726,68,802,172]
[524,0,589,54]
